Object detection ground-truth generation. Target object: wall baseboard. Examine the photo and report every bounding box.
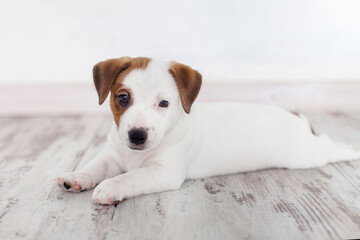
[1,82,359,116]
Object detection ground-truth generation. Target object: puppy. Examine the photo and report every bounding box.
[57,57,360,205]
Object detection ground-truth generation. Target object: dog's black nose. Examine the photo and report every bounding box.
[129,128,148,145]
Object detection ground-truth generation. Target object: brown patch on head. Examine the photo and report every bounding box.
[93,57,150,125]
[169,62,202,114]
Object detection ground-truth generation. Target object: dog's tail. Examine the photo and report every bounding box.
[290,112,359,167]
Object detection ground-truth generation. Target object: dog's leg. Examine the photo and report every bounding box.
[56,151,123,192]
[91,163,185,205]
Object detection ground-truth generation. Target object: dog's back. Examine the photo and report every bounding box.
[186,102,360,178]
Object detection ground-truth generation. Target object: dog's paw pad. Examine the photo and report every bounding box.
[56,173,95,192]
[63,182,71,189]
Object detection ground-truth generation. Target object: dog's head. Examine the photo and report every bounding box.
[93,57,202,151]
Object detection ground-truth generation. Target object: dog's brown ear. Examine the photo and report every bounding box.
[93,57,132,105]
[169,62,202,114]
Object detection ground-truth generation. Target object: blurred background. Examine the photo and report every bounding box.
[0,0,359,114]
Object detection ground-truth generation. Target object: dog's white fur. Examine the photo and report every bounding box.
[57,59,360,205]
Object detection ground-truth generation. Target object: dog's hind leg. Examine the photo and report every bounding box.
[287,133,360,169]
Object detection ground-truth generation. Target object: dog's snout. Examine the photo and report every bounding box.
[129,128,148,145]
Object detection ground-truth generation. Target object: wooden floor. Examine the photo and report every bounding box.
[0,112,360,240]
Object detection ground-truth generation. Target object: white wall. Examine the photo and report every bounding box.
[0,0,360,84]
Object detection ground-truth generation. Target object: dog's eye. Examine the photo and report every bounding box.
[118,94,130,107]
[159,100,169,108]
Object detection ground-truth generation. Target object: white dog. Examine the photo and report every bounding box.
[57,57,360,205]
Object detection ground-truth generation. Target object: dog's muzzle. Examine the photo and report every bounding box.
[128,128,148,148]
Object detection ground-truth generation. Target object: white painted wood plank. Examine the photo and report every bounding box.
[0,116,115,240]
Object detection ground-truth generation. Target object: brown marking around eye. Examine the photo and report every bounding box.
[110,86,134,125]
[108,57,150,125]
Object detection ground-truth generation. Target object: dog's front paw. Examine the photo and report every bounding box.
[56,172,95,192]
[92,178,123,205]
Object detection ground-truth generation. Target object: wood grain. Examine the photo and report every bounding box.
[0,113,359,240]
